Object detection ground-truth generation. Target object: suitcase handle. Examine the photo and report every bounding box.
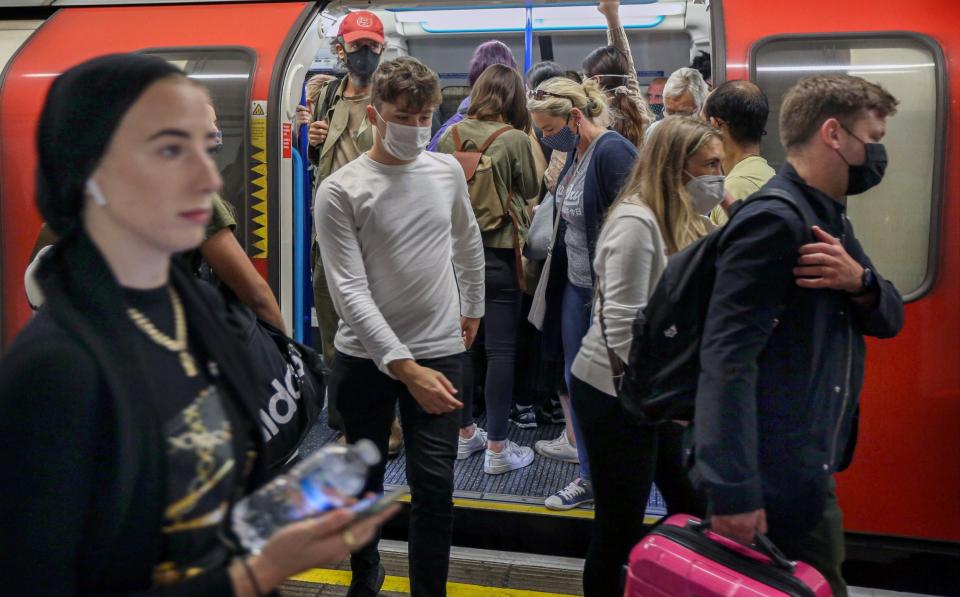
[687,519,797,572]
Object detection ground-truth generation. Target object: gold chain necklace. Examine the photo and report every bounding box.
[127,287,198,378]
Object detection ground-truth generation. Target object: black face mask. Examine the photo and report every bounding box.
[345,47,380,81]
[837,127,888,195]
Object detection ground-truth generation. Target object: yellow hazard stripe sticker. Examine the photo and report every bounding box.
[249,100,268,258]
[291,568,579,597]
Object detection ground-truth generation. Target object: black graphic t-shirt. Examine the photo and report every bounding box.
[122,287,251,586]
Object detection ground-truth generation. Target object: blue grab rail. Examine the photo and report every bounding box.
[292,85,314,344]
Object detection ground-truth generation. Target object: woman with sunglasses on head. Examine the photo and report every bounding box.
[0,53,396,596]
[571,116,721,596]
[527,76,638,511]
[581,0,654,148]
[437,64,541,475]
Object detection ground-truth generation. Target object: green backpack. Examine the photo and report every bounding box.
[450,124,532,290]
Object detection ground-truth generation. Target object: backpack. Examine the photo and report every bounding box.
[450,123,532,290]
[600,189,813,424]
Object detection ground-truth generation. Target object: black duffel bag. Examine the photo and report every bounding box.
[221,298,326,470]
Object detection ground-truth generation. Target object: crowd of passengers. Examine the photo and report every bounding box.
[0,1,903,596]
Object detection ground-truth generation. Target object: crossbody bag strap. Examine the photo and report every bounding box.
[478,125,515,153]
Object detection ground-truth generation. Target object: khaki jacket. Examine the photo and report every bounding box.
[307,77,374,186]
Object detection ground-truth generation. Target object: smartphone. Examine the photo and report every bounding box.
[350,486,411,521]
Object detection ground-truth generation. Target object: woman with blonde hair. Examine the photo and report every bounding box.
[527,75,638,511]
[569,116,724,596]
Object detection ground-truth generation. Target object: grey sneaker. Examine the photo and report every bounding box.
[457,427,487,460]
[534,429,579,464]
[545,478,594,510]
[483,441,535,475]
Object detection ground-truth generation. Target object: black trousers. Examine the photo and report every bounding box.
[460,248,522,440]
[570,375,706,597]
[329,351,463,597]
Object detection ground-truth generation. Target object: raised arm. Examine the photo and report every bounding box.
[599,0,642,96]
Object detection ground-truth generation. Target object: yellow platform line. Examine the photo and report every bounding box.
[291,568,579,597]
[392,494,659,524]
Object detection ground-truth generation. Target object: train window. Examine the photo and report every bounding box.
[144,48,254,252]
[753,35,944,300]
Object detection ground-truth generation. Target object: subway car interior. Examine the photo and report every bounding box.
[0,0,958,595]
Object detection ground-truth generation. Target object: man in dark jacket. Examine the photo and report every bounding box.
[692,74,904,596]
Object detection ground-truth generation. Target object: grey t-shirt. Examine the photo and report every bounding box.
[558,132,606,288]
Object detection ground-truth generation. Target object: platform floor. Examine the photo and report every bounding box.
[299,407,666,515]
[280,539,937,597]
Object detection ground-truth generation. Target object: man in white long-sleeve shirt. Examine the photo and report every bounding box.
[314,57,484,597]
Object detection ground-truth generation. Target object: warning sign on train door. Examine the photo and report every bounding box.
[249,101,268,259]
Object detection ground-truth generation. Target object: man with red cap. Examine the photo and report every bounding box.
[305,11,405,455]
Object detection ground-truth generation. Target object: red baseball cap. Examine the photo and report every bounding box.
[338,11,384,44]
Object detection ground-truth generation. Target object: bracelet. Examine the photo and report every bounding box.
[240,557,264,597]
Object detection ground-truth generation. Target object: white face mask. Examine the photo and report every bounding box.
[684,173,725,215]
[373,108,432,161]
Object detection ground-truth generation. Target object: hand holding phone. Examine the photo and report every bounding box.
[349,486,410,521]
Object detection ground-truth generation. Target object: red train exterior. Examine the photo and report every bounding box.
[0,0,956,547]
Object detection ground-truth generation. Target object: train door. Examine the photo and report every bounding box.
[0,17,45,343]
[0,2,312,346]
[717,0,959,544]
[279,0,715,528]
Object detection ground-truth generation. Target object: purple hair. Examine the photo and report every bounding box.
[467,40,519,87]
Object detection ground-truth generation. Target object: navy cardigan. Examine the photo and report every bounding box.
[541,131,638,357]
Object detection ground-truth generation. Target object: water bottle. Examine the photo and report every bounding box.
[232,439,381,553]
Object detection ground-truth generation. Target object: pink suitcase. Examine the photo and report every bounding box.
[624,514,832,596]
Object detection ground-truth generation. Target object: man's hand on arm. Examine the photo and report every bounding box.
[712,509,768,546]
[387,359,464,415]
[794,226,876,307]
[460,317,480,350]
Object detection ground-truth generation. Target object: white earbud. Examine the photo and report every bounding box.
[86,178,107,207]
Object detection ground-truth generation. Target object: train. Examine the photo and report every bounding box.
[0,0,957,567]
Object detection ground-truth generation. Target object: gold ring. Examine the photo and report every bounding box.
[342,528,359,551]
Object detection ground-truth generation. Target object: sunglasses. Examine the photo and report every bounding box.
[527,89,574,102]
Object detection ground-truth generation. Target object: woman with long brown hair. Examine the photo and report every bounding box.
[569,116,723,596]
[437,63,541,475]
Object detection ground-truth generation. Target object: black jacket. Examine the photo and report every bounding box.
[541,132,637,358]
[0,233,270,595]
[691,162,904,533]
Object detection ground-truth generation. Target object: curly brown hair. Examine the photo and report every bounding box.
[780,74,898,150]
[370,56,442,112]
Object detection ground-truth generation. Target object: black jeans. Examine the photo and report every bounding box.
[460,248,522,441]
[329,351,463,597]
[570,375,705,597]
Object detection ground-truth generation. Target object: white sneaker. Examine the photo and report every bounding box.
[534,430,579,464]
[545,478,594,511]
[483,441,535,475]
[457,427,487,460]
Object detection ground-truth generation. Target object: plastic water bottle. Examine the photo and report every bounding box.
[232,439,381,553]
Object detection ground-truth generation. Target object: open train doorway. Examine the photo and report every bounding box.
[274,0,717,525]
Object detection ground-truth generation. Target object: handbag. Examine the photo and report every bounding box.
[221,298,326,470]
[523,192,555,261]
[527,198,563,331]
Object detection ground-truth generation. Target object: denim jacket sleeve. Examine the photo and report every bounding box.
[693,203,803,515]
[842,219,905,339]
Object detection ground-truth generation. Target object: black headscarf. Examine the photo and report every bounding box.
[36,53,183,235]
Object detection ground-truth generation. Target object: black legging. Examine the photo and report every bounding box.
[570,375,706,597]
[460,248,522,442]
